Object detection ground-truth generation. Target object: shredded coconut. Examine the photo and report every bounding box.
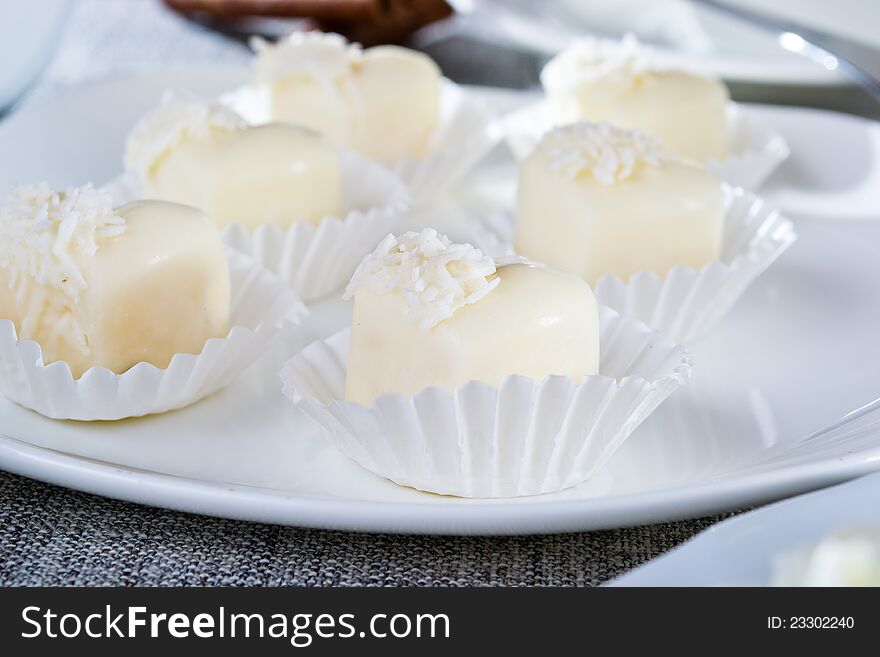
[252,31,360,86]
[124,94,246,181]
[0,183,125,300]
[541,33,649,96]
[344,228,500,329]
[536,122,665,184]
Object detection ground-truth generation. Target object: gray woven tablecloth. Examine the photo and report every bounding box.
[0,0,739,586]
[0,471,735,586]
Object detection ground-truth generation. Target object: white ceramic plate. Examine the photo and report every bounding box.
[1,68,880,535]
[609,471,880,586]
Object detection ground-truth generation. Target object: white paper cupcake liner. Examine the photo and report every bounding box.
[501,101,790,190]
[220,79,499,203]
[473,187,797,345]
[279,305,692,498]
[708,104,791,189]
[104,149,410,302]
[0,249,307,421]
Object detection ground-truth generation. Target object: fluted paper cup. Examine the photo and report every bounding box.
[105,149,410,302]
[220,80,499,203]
[279,306,692,498]
[502,101,789,190]
[0,249,307,421]
[707,104,791,189]
[473,187,797,345]
[595,188,796,344]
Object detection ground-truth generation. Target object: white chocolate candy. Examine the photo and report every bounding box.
[772,529,880,587]
[0,185,230,378]
[343,229,599,406]
[254,32,441,164]
[515,123,724,285]
[254,32,355,146]
[125,97,342,229]
[542,35,729,160]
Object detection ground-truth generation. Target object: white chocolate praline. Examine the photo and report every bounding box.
[124,95,247,184]
[348,46,441,163]
[0,184,230,378]
[254,32,441,164]
[772,528,880,587]
[125,98,342,229]
[516,123,724,285]
[253,32,356,147]
[541,34,729,160]
[343,229,599,406]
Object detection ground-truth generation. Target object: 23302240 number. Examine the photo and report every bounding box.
[789,617,854,629]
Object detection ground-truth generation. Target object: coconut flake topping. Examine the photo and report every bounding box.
[536,122,665,184]
[252,31,360,86]
[541,33,648,95]
[124,94,246,181]
[344,228,500,329]
[0,183,124,300]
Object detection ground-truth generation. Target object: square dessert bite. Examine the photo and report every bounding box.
[343,229,599,406]
[0,185,229,378]
[125,98,342,229]
[541,35,729,161]
[254,32,441,163]
[516,123,724,285]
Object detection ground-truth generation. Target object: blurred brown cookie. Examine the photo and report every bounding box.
[163,0,454,45]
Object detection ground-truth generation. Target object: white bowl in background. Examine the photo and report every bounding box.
[0,0,69,111]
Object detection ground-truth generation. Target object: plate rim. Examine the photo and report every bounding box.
[2,432,878,535]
